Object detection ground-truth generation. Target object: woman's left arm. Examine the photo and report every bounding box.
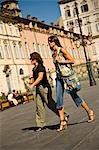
[61,47,74,64]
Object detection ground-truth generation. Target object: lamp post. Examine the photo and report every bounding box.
[74,1,96,86]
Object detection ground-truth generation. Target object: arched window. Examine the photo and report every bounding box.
[13,41,19,58]
[19,68,24,75]
[64,5,71,19]
[32,42,36,52]
[92,0,99,9]
[81,1,89,13]
[4,40,12,59]
[96,23,99,32]
[65,9,71,18]
[18,41,25,58]
[25,42,30,58]
[73,8,77,17]
[0,44,4,59]
[0,21,4,34]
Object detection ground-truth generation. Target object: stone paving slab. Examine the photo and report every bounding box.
[0,80,99,150]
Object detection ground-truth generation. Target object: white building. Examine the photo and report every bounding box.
[0,15,25,93]
[0,0,28,93]
[58,0,99,61]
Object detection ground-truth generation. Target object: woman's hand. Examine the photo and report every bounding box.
[28,84,34,90]
[28,72,44,90]
[55,55,59,61]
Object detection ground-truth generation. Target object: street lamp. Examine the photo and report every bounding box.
[74,1,96,86]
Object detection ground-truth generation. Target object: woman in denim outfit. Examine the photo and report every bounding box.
[48,35,95,131]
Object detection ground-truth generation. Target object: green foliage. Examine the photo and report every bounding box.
[0,95,7,102]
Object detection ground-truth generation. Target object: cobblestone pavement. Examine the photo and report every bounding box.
[0,80,99,150]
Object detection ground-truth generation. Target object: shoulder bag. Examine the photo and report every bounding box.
[56,48,81,92]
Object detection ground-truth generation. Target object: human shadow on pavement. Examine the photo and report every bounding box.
[46,120,87,130]
[46,123,59,130]
[21,123,59,132]
[68,120,88,126]
[22,126,40,131]
[21,121,87,132]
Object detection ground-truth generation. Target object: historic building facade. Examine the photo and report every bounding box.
[58,0,99,61]
[0,0,27,93]
[0,0,98,93]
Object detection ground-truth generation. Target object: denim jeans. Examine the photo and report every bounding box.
[56,79,83,109]
[56,78,64,109]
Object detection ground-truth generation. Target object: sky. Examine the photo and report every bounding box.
[18,0,61,25]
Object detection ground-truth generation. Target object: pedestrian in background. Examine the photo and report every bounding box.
[96,61,99,78]
[8,90,18,106]
[48,35,95,131]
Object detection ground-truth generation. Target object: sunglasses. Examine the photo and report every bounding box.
[30,58,34,61]
[48,40,53,43]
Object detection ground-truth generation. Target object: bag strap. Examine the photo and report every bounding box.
[57,47,61,55]
[55,60,63,76]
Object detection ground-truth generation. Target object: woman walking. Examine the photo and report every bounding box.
[29,52,68,131]
[48,35,95,131]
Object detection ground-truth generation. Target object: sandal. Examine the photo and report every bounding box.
[65,114,69,124]
[57,120,67,132]
[88,110,95,123]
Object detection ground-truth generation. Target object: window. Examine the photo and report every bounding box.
[6,5,9,9]
[87,25,92,34]
[25,42,30,58]
[42,44,47,58]
[67,48,73,57]
[94,13,99,22]
[0,45,4,58]
[18,42,25,58]
[73,8,77,17]
[45,45,50,58]
[65,9,71,18]
[13,41,23,59]
[67,21,74,27]
[4,44,11,59]
[81,4,88,13]
[93,0,99,9]
[92,44,97,55]
[15,27,19,36]
[0,23,4,34]
[67,21,74,31]
[84,16,90,24]
[9,25,13,35]
[38,44,43,57]
[73,49,78,59]
[75,18,82,26]
[96,23,99,32]
[32,43,36,52]
[47,45,52,58]
[13,44,19,59]
[36,43,40,53]
[19,68,24,75]
[34,43,38,52]
[75,19,78,26]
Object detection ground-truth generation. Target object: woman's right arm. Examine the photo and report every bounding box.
[29,72,44,90]
[32,72,43,86]
[60,47,74,64]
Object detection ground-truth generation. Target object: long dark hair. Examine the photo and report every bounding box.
[30,52,43,64]
[48,35,62,47]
